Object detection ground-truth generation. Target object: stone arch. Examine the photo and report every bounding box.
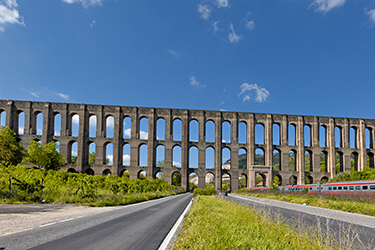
[205,172,215,188]
[155,170,164,180]
[335,126,342,148]
[189,146,199,168]
[350,127,357,148]
[105,142,113,165]
[255,148,265,165]
[336,151,343,173]
[238,121,247,144]
[305,150,312,172]
[85,168,95,175]
[365,127,372,149]
[238,173,247,189]
[205,146,215,169]
[189,119,199,142]
[32,111,44,136]
[288,124,296,146]
[305,175,313,184]
[351,152,358,171]
[89,114,97,138]
[156,144,165,167]
[138,170,147,179]
[289,175,297,185]
[367,152,374,169]
[189,172,198,190]
[156,118,166,140]
[17,111,25,135]
[304,124,311,147]
[319,125,327,147]
[320,151,327,172]
[105,115,114,138]
[222,172,231,191]
[272,149,280,171]
[238,148,247,170]
[205,120,215,143]
[103,169,112,176]
[139,144,148,166]
[173,118,182,141]
[273,123,280,145]
[274,174,282,186]
[123,143,130,166]
[222,147,231,168]
[139,117,149,140]
[289,150,296,171]
[67,168,77,173]
[172,171,181,186]
[88,142,96,165]
[123,116,131,139]
[68,140,78,164]
[70,113,79,137]
[256,172,266,187]
[120,169,130,178]
[0,110,6,127]
[255,123,264,145]
[54,113,61,136]
[321,176,329,183]
[173,144,182,168]
[222,121,231,143]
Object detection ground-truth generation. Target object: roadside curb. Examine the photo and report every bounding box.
[158,197,193,250]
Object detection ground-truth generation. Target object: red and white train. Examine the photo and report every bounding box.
[247,180,375,195]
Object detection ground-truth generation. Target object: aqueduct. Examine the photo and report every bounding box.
[0,99,374,191]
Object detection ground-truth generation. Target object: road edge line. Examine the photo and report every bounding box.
[158,197,193,250]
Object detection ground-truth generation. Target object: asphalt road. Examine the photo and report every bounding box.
[0,193,192,250]
[226,194,375,249]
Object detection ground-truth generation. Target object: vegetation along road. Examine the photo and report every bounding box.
[227,194,375,249]
[0,193,192,250]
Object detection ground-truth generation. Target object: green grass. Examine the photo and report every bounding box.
[173,196,330,250]
[236,190,375,217]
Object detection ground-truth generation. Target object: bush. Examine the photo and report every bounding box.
[193,187,217,197]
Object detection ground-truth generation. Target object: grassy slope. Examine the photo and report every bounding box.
[173,196,328,250]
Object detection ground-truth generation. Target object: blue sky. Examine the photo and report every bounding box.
[1,0,375,119]
[1,0,375,171]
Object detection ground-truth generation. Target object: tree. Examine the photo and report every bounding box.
[89,152,95,165]
[0,126,23,166]
[23,140,66,170]
[157,160,165,168]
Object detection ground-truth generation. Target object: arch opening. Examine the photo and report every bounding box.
[320,151,327,172]
[106,116,114,138]
[289,150,296,171]
[288,124,296,146]
[238,148,247,170]
[189,146,198,169]
[18,112,25,135]
[139,144,148,166]
[71,114,79,137]
[319,126,326,147]
[173,119,182,141]
[189,120,199,142]
[156,145,165,167]
[305,150,312,172]
[123,143,130,166]
[304,125,311,147]
[255,124,264,145]
[172,172,181,186]
[54,113,61,136]
[273,149,280,171]
[89,115,97,138]
[222,121,231,143]
[123,117,132,139]
[205,173,215,188]
[255,148,265,165]
[222,148,231,169]
[238,122,247,144]
[205,147,215,169]
[205,120,215,143]
[156,118,165,140]
[140,117,149,140]
[273,124,280,145]
[173,145,182,168]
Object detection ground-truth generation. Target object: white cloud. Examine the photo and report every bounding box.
[123,154,130,165]
[242,95,251,102]
[168,50,180,58]
[106,116,114,128]
[228,23,242,43]
[0,0,24,32]
[55,93,69,100]
[62,0,103,8]
[238,83,270,103]
[245,20,255,30]
[309,0,345,13]
[90,20,96,28]
[216,0,229,8]
[89,116,97,126]
[197,4,211,20]
[190,75,205,87]
[18,127,23,134]
[72,150,77,156]
[123,128,131,138]
[213,20,219,34]
[173,161,181,167]
[367,9,375,25]
[72,114,79,124]
[140,130,148,140]
[30,92,40,98]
